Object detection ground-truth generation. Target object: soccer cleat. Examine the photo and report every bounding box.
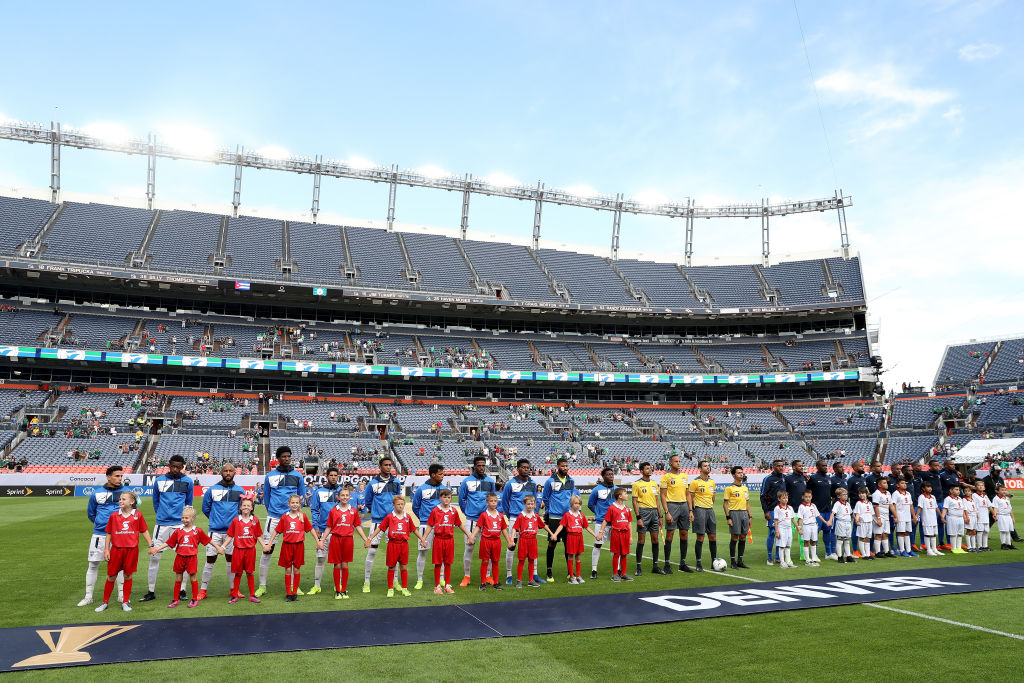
[77,596,92,607]
[737,560,750,569]
[249,596,261,603]
[479,584,487,591]
[663,564,674,574]
[167,600,180,608]
[908,551,919,557]
[651,566,667,575]
[459,576,471,587]
[341,592,349,599]
[140,591,156,602]
[434,585,444,595]
[576,576,585,584]
[837,556,846,564]
[516,580,524,588]
[567,577,577,585]
[294,587,305,596]
[94,602,109,612]
[679,563,694,573]
[766,559,774,566]
[387,589,395,598]
[546,571,554,581]
[505,576,514,586]
[527,580,542,588]
[307,586,321,595]
[591,570,598,580]
[444,585,455,594]
[951,548,966,554]
[532,575,546,584]
[1009,544,1019,550]
[229,596,239,604]
[493,582,504,590]
[621,573,634,582]
[485,576,495,585]
[827,553,838,560]
[362,582,371,593]
[852,551,861,558]
[197,589,207,601]
[415,580,424,590]
[611,574,622,582]
[400,588,412,597]
[846,557,855,563]
[634,567,642,577]
[121,602,132,612]
[730,560,739,570]
[336,592,344,600]
[255,586,267,598]
[179,589,187,600]
[188,600,198,608]
[695,562,704,572]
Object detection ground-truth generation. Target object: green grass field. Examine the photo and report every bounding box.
[2,496,1022,680]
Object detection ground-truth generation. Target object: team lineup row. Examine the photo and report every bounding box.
[78,447,1018,610]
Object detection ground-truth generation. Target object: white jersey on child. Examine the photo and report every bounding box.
[945,496,965,519]
[917,494,938,526]
[993,495,1014,531]
[973,493,992,527]
[774,505,794,545]
[891,491,914,522]
[853,500,874,525]
[796,502,820,527]
[871,490,892,521]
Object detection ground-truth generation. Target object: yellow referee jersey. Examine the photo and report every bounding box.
[688,476,716,508]
[724,484,750,512]
[631,478,659,509]
[659,472,689,503]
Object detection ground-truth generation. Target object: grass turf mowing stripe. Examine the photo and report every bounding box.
[864,603,1024,641]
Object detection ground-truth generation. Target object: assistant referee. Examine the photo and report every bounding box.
[631,462,666,576]
[659,455,693,573]
[687,459,718,572]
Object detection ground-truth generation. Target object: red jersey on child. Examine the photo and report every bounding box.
[226,516,262,549]
[427,507,461,539]
[512,513,542,537]
[560,510,588,534]
[106,510,149,548]
[477,511,507,538]
[275,513,313,542]
[604,503,633,530]
[166,526,211,556]
[326,506,360,537]
[378,512,413,541]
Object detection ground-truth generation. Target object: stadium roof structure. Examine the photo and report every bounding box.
[0,118,852,265]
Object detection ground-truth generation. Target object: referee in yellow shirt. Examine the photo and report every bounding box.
[687,459,718,571]
[631,462,666,576]
[659,455,694,573]
[723,465,751,569]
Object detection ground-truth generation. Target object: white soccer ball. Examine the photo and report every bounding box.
[712,558,727,572]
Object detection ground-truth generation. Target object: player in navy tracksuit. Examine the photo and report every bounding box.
[199,462,246,598]
[257,446,305,595]
[143,454,194,601]
[458,456,496,585]
[541,457,578,580]
[361,456,404,591]
[412,464,446,589]
[501,458,544,584]
[865,462,884,494]
[79,465,128,607]
[807,461,835,559]
[308,466,343,594]
[587,467,617,578]
[760,459,787,564]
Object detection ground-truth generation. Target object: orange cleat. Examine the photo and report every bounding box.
[459,576,471,587]
[197,589,207,601]
[852,551,862,558]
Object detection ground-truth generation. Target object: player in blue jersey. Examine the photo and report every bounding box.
[807,460,836,560]
[412,463,446,590]
[141,454,194,602]
[458,456,496,585]
[500,458,545,585]
[361,456,404,592]
[541,457,577,581]
[760,459,787,565]
[255,446,305,597]
[308,466,343,594]
[587,467,616,579]
[78,465,128,607]
[198,462,246,600]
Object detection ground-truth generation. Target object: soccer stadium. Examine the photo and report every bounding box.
[1,3,1022,680]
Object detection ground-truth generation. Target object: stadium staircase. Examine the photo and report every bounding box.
[395,233,421,288]
[821,259,843,297]
[527,249,572,303]
[129,209,162,267]
[583,343,605,369]
[210,216,231,274]
[339,226,358,282]
[279,221,296,278]
[454,239,493,295]
[979,341,1003,381]
[761,345,784,371]
[753,265,781,304]
[135,437,158,472]
[604,258,650,305]
[16,201,65,258]
[693,347,723,373]
[676,265,714,307]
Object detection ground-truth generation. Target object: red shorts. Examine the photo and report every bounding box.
[516,535,539,560]
[328,535,354,564]
[565,533,584,555]
[385,539,409,567]
[479,537,502,562]
[278,541,305,568]
[172,554,198,575]
[107,546,139,576]
[231,547,256,573]
[610,528,630,555]
[432,536,454,565]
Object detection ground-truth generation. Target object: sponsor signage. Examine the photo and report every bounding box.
[0,485,73,497]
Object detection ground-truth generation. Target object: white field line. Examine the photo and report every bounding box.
[865,603,1024,641]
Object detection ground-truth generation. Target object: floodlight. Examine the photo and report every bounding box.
[81,121,134,146]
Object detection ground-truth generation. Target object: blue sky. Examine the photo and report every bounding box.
[1,0,1022,388]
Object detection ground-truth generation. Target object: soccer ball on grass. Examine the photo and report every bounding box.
[711,558,727,572]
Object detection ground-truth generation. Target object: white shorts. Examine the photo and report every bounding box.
[206,531,234,557]
[261,516,280,545]
[152,523,183,553]
[965,513,977,531]
[368,521,388,548]
[894,520,912,533]
[776,528,792,546]
[946,518,964,536]
[88,533,106,562]
[975,520,990,533]
[800,525,818,542]
[857,522,873,539]
[595,523,612,545]
[418,525,433,550]
[834,521,852,539]
[997,515,1013,532]
[873,519,890,535]
[922,524,938,536]
[315,531,329,559]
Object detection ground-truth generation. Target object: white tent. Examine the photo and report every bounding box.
[949,438,1024,465]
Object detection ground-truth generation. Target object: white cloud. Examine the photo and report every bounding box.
[958,42,1002,62]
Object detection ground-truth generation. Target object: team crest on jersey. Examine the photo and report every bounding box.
[511,481,530,493]
[95,492,112,504]
[157,481,174,493]
[319,491,335,503]
[211,490,227,502]
[597,489,609,499]
[466,481,479,492]
[268,474,285,487]
[423,489,437,499]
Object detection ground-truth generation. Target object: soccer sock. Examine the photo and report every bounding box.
[528,560,535,581]
[729,539,737,560]
[400,569,408,589]
[506,548,515,577]
[434,564,442,587]
[334,567,342,592]
[708,540,717,559]
[247,573,255,595]
[173,580,182,600]
[517,559,525,581]
[227,570,236,590]
[491,560,500,581]
[232,573,242,596]
[285,573,292,595]
[695,540,703,563]
[85,561,100,598]
[546,543,557,575]
[342,568,350,591]
[872,539,880,554]
[102,578,115,603]
[620,554,628,574]
[651,543,660,567]
[738,539,746,561]
[364,546,378,583]
[191,580,199,599]
[444,564,451,586]
[967,534,974,549]
[566,555,574,578]
[294,571,300,593]
[881,538,889,554]
[463,542,474,577]
[575,560,581,577]
[416,547,428,582]
[592,543,603,572]
[260,551,273,587]
[480,560,488,584]
[785,548,792,565]
[664,540,672,566]
[387,569,395,589]
[314,556,326,587]
[635,542,644,568]
[147,553,161,591]
[201,562,214,590]
[680,538,688,565]
[123,577,133,602]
